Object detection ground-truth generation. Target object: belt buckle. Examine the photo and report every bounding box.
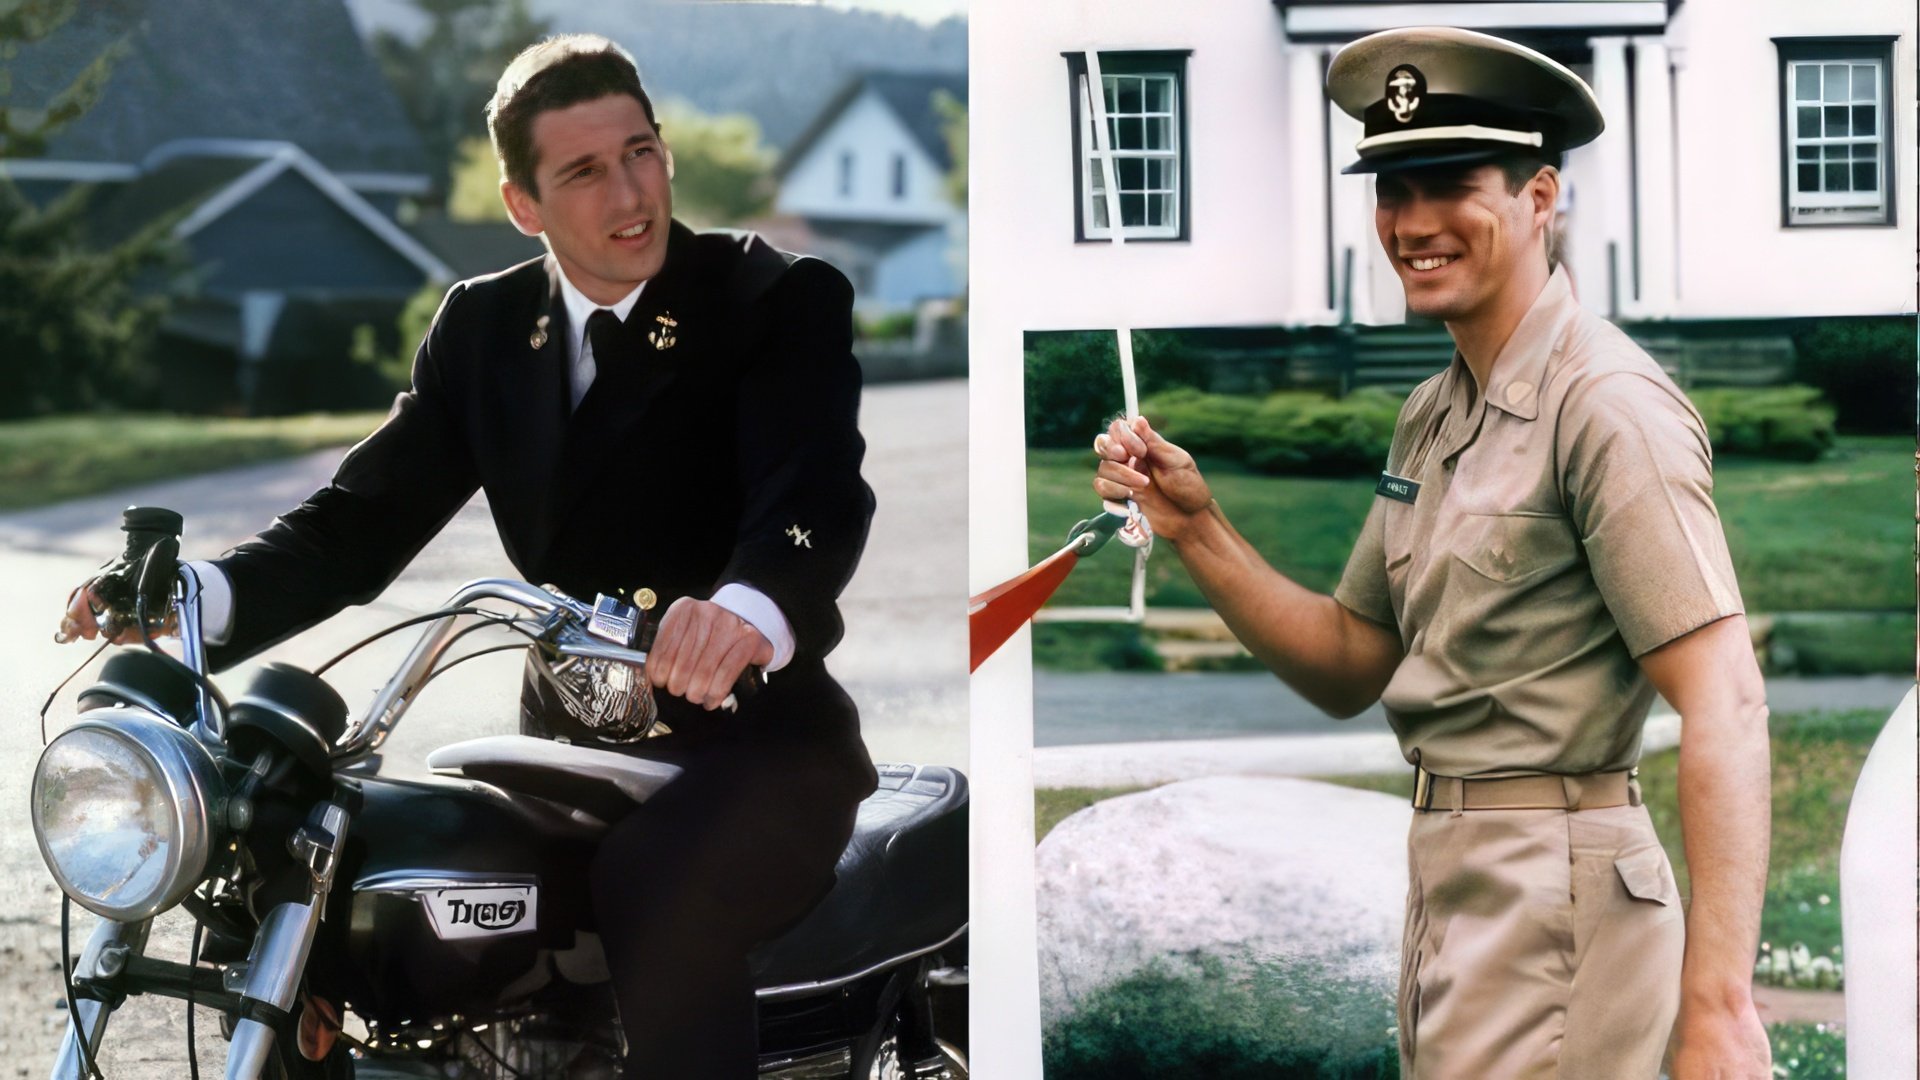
[1412,766,1435,811]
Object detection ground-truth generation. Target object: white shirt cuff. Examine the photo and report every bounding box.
[709,583,795,673]
[185,560,236,647]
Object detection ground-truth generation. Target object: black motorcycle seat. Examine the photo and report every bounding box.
[424,739,968,993]
[748,764,968,995]
[423,735,682,827]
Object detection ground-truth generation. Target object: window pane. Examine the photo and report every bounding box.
[1117,156,1146,191]
[1824,106,1849,137]
[1103,79,1117,112]
[1797,106,1820,138]
[1852,161,1877,191]
[1823,64,1849,103]
[1794,63,1819,101]
[1824,162,1849,191]
[1853,64,1876,102]
[1797,144,1819,161]
[1121,193,1146,226]
[1146,118,1172,150]
[1797,163,1819,191]
[1146,78,1168,112]
[1092,196,1109,229]
[1116,76,1142,114]
[1852,105,1876,136]
[1121,117,1144,150]
[1823,144,1845,164]
[1148,158,1173,188]
[1854,141,1878,163]
[1151,193,1176,227]
[1104,116,1121,148]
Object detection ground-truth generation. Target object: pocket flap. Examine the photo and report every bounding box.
[1613,847,1675,906]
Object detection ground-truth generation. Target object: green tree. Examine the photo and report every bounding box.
[934,89,965,207]
[0,0,184,418]
[655,97,776,227]
[447,134,510,222]
[371,0,548,206]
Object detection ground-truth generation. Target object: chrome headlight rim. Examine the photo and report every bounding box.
[32,709,225,922]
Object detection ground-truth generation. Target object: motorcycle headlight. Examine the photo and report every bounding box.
[32,710,224,921]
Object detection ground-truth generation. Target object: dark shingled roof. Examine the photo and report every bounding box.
[8,0,428,178]
[777,70,967,177]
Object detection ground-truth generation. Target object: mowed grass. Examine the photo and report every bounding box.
[1315,708,1883,956]
[0,412,386,510]
[1028,436,1914,614]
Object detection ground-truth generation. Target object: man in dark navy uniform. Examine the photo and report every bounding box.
[66,34,878,1078]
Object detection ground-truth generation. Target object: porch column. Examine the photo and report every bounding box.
[1584,36,1634,320]
[1631,37,1678,318]
[1286,43,1335,324]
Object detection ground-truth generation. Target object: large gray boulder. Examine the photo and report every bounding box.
[1036,776,1411,1020]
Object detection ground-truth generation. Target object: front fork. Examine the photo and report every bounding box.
[51,918,151,1078]
[47,801,350,1080]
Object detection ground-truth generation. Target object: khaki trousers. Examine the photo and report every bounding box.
[1397,802,1686,1079]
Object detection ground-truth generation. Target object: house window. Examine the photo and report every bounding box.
[892,153,907,199]
[1776,38,1897,227]
[838,151,854,198]
[1066,50,1190,241]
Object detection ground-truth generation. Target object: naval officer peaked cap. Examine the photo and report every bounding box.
[1326,26,1604,174]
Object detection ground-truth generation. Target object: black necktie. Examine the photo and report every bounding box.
[585,308,625,363]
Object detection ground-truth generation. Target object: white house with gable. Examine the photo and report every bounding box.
[773,70,967,313]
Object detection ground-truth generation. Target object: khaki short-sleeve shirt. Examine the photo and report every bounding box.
[1334,266,1743,778]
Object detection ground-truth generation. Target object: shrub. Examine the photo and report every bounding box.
[1791,316,1917,434]
[1243,389,1401,476]
[1140,388,1260,459]
[1044,954,1400,1080]
[1025,330,1210,448]
[1687,385,1836,462]
[1766,1022,1846,1080]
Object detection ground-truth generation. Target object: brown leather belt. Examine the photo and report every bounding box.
[1412,766,1638,812]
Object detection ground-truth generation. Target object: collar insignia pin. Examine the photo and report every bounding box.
[649,312,679,351]
[529,314,550,350]
[786,524,812,549]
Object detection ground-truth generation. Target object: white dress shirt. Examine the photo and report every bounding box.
[189,263,796,672]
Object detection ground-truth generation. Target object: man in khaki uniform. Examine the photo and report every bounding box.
[1094,27,1772,1080]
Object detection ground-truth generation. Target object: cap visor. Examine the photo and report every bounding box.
[1341,144,1511,175]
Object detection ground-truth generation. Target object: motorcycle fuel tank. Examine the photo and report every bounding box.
[309,772,602,1026]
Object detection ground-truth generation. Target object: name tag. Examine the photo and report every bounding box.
[1375,472,1420,504]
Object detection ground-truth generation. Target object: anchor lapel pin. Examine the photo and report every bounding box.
[648,311,679,352]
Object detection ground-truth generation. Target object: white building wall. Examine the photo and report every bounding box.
[775,88,957,227]
[1667,0,1917,317]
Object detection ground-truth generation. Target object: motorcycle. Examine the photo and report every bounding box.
[33,507,969,1079]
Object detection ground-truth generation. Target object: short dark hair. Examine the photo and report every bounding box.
[485,34,658,199]
[1489,147,1563,194]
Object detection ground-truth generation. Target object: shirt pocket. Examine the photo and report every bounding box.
[1449,509,1578,585]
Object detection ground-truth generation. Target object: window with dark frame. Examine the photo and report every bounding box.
[892,152,907,199]
[838,150,854,198]
[1065,50,1191,241]
[1776,37,1898,227]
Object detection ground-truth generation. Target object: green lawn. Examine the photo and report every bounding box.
[0,412,386,510]
[1028,435,1915,614]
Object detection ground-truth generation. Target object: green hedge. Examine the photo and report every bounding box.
[1141,388,1400,477]
[1044,955,1400,1080]
[1689,385,1836,462]
[1140,384,1838,475]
